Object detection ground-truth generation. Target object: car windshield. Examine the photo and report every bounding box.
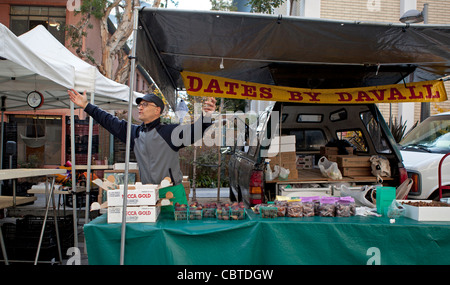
[399,115,450,153]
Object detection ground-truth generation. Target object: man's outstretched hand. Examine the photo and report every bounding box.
[68,89,88,109]
[203,97,217,117]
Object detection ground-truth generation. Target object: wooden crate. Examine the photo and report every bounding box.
[337,156,371,167]
[339,166,372,177]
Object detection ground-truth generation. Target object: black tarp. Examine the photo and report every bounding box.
[136,8,450,110]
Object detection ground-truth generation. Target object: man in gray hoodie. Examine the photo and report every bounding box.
[68,89,216,208]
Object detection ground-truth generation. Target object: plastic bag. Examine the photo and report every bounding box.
[340,184,377,208]
[370,155,391,182]
[396,178,413,200]
[268,165,280,180]
[387,199,405,218]
[318,156,342,180]
[278,166,290,180]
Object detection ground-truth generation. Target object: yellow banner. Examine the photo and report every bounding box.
[181,71,447,104]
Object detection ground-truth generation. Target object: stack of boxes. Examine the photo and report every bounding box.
[320,146,372,177]
[267,135,298,179]
[337,156,372,176]
[106,182,161,223]
[296,155,314,170]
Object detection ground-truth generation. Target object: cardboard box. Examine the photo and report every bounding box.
[107,183,159,206]
[270,152,297,164]
[107,205,160,223]
[182,177,190,200]
[339,167,372,177]
[289,170,298,179]
[320,146,353,156]
[337,156,371,167]
[296,155,313,169]
[266,136,296,156]
[376,186,396,216]
[281,162,298,179]
[296,155,313,163]
[281,161,297,170]
[270,135,296,145]
[325,154,340,162]
[398,200,450,221]
[297,162,312,169]
[267,144,296,155]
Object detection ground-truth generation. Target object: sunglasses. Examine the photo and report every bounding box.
[137,102,158,109]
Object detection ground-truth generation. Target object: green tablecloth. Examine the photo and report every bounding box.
[84,211,450,265]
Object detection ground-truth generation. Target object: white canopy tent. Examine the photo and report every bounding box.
[0,23,75,98]
[0,23,142,251]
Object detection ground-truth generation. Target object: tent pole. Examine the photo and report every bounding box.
[70,101,78,249]
[0,111,2,192]
[120,4,139,265]
[84,92,95,253]
[0,97,4,195]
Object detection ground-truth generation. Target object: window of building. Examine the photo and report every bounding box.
[10,5,66,43]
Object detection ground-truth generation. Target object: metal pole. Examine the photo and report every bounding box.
[34,176,62,264]
[70,101,78,248]
[217,98,223,202]
[85,92,94,224]
[420,3,430,122]
[84,92,95,255]
[0,96,5,196]
[120,4,139,265]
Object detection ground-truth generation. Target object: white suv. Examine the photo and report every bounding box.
[399,112,450,200]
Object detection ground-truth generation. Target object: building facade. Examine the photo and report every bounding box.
[0,0,150,168]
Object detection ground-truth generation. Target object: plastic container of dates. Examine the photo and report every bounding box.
[188,202,203,220]
[216,205,231,220]
[335,196,356,217]
[202,202,218,218]
[301,197,315,217]
[230,208,245,220]
[286,201,303,217]
[274,200,287,217]
[318,197,336,217]
[174,204,188,220]
[260,202,278,218]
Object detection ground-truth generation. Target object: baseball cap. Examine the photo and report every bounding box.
[136,93,164,113]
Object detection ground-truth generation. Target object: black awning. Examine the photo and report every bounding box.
[137,8,450,109]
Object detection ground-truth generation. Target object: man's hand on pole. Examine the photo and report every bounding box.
[68,89,88,109]
[203,97,217,117]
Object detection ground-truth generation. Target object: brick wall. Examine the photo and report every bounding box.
[321,0,400,22]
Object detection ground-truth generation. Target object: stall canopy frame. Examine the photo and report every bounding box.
[124,7,450,265]
[136,8,450,109]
